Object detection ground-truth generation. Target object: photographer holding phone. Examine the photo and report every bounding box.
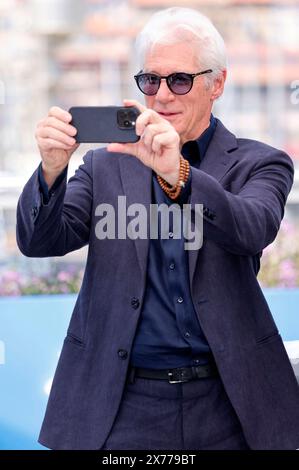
[17,7,299,450]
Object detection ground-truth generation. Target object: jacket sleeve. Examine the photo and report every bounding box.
[190,150,294,256]
[16,150,93,257]
[38,161,68,204]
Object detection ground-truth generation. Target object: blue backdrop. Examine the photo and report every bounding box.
[0,289,299,449]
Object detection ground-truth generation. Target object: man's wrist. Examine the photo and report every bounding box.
[157,159,180,187]
[41,162,67,189]
[157,158,190,200]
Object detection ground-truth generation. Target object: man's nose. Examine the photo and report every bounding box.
[155,79,175,102]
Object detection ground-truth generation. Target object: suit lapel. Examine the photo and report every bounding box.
[188,120,239,285]
[198,119,239,180]
[119,155,152,275]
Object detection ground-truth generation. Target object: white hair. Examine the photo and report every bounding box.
[135,7,227,87]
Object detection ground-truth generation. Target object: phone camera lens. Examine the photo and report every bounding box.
[124,120,130,127]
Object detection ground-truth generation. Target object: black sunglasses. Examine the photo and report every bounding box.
[134,69,213,96]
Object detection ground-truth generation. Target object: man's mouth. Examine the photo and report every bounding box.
[157,111,181,119]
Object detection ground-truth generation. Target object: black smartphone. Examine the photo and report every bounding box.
[69,106,140,143]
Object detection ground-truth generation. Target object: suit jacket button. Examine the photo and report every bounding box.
[131,297,140,309]
[118,349,128,359]
[31,206,38,217]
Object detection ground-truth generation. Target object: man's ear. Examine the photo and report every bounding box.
[210,69,227,101]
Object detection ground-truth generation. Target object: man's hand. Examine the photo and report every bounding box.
[107,99,181,186]
[35,106,79,188]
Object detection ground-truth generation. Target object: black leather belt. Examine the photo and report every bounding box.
[128,363,218,384]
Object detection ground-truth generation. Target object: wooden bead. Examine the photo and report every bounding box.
[157,157,190,200]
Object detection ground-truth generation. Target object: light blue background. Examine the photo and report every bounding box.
[0,289,298,449]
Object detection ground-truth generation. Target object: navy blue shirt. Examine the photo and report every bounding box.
[130,115,217,369]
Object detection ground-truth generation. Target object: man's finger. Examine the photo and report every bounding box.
[107,142,137,156]
[135,109,164,136]
[142,125,169,149]
[123,99,147,113]
[48,106,72,124]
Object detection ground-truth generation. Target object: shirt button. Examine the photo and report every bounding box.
[117,349,128,359]
[169,263,175,270]
[177,296,184,304]
[169,232,174,239]
[131,297,140,309]
[184,332,191,338]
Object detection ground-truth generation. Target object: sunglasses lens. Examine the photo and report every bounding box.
[135,72,194,95]
[169,73,192,94]
[137,74,160,95]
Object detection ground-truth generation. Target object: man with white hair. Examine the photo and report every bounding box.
[17,7,299,449]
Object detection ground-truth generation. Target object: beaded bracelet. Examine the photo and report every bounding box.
[157,157,190,200]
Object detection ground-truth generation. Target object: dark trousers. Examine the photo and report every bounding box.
[101,374,249,450]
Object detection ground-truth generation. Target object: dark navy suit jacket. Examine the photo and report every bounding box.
[16,119,299,449]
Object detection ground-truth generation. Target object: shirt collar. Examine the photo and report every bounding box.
[181,114,217,165]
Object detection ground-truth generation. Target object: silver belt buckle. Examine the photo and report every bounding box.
[167,368,190,384]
